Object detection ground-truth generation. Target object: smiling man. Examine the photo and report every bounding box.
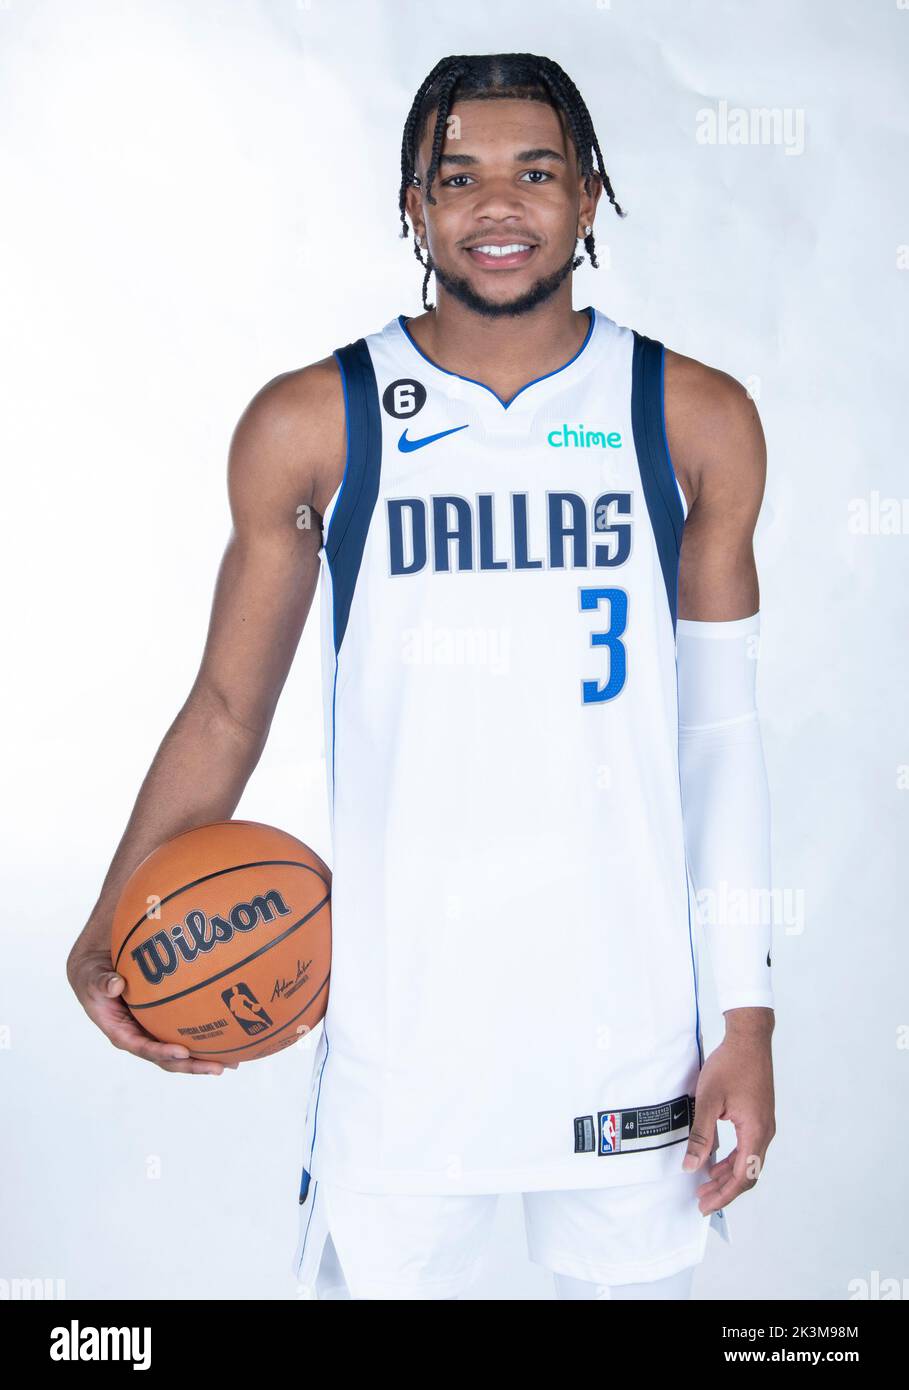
[68,52,776,1301]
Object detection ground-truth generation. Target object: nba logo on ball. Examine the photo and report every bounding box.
[222,983,272,1036]
[599,1112,619,1154]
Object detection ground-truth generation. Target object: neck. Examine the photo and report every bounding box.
[405,289,592,395]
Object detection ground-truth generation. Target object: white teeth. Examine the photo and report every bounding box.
[471,243,533,257]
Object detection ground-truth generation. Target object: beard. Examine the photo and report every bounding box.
[428,245,583,318]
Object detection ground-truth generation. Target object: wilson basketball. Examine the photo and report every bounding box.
[111,820,331,1063]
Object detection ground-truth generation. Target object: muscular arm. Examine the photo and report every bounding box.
[667,350,764,621]
[664,349,776,1208]
[67,357,345,1073]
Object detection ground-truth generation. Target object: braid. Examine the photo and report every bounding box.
[398,53,625,309]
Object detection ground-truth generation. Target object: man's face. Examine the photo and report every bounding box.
[406,97,600,318]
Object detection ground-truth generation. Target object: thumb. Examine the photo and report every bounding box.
[683,1090,721,1171]
[94,965,127,999]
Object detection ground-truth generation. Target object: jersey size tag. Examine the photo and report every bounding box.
[574,1115,596,1153]
[588,1094,694,1156]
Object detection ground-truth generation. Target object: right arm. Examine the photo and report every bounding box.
[67,357,345,1073]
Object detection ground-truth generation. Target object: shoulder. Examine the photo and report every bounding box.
[663,347,765,518]
[228,355,346,521]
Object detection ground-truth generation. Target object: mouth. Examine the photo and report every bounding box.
[463,241,539,271]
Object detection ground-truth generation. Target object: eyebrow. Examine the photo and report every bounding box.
[438,147,567,168]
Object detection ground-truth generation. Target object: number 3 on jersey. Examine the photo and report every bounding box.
[580,587,628,703]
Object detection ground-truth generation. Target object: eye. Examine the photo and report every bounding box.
[440,169,555,189]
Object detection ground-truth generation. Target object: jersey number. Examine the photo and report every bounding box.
[580,587,627,702]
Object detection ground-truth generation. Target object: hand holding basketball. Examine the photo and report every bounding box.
[69,820,331,1073]
[66,941,233,1074]
[110,820,331,1065]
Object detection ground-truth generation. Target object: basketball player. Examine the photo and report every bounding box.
[68,53,776,1300]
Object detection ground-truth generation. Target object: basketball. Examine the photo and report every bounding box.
[111,820,331,1064]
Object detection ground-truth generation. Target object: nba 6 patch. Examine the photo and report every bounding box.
[592,1094,694,1156]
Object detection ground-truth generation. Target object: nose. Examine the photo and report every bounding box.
[467,179,529,223]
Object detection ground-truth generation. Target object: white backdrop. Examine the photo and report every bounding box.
[1,0,906,1301]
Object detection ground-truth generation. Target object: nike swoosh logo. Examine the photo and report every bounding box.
[398,424,469,452]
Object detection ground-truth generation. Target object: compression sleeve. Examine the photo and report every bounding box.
[676,612,775,1014]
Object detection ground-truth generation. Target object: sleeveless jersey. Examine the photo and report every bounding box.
[299,305,702,1197]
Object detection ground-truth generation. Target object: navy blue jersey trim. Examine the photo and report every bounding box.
[326,339,382,653]
[397,306,596,410]
[303,1029,330,1184]
[630,333,685,628]
[295,1177,320,1279]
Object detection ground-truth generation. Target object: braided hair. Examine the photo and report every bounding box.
[398,53,625,310]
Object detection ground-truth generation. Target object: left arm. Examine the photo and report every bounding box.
[665,349,776,1214]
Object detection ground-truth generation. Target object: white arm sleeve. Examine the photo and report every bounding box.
[676,612,775,1014]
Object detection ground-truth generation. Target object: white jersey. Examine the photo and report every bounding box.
[299,305,701,1197]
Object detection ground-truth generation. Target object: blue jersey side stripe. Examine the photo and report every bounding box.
[630,333,686,629]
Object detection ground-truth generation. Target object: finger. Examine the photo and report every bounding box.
[80,983,193,1060]
[102,1005,240,1070]
[695,1173,732,1212]
[125,1030,189,1060]
[683,1100,721,1171]
[154,1057,229,1075]
[122,1032,196,1065]
[93,1004,191,1057]
[155,1055,240,1074]
[698,1149,737,1188]
[77,960,240,1070]
[730,1129,768,1188]
[166,1056,241,1073]
[96,1009,194,1064]
[122,1034,239,1073]
[122,1034,224,1074]
[82,963,128,1002]
[698,1169,754,1214]
[696,1142,763,1213]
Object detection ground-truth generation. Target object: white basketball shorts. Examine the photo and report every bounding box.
[292,1169,730,1300]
